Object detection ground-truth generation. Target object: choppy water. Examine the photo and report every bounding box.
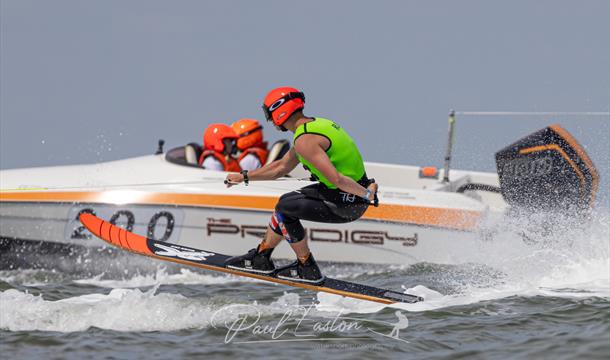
[1,212,609,360]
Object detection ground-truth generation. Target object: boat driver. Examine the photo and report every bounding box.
[199,123,241,172]
[231,118,269,171]
[224,86,378,284]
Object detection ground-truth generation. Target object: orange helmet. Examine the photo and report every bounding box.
[262,86,305,130]
[203,123,238,153]
[231,118,264,151]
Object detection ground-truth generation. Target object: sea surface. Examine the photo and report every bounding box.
[1,212,609,360]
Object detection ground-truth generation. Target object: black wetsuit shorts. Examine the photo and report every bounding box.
[270,177,372,243]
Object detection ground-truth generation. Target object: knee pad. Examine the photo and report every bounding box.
[269,211,305,243]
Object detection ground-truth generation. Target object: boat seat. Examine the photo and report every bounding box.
[185,143,202,166]
[265,140,291,165]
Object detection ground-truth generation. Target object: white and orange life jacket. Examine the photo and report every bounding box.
[237,146,269,167]
[198,150,241,172]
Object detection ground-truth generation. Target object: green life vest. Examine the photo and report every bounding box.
[293,118,365,189]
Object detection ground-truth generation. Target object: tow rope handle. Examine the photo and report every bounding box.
[369,178,379,207]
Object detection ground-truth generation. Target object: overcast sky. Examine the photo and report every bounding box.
[1,0,609,206]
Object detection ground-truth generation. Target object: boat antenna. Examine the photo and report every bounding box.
[442,110,456,183]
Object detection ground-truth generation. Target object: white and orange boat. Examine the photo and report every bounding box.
[0,119,599,267]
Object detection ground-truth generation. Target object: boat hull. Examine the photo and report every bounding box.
[0,199,489,267]
[0,150,509,268]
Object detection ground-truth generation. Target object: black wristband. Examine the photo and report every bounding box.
[240,170,249,186]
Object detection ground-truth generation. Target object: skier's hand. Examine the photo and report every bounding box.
[224,173,244,188]
[367,181,379,207]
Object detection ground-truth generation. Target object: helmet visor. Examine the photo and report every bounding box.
[238,125,263,138]
[262,104,273,122]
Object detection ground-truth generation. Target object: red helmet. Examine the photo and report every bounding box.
[203,123,238,153]
[262,86,305,128]
[231,118,264,151]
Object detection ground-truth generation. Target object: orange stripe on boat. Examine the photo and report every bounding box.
[5,191,481,231]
